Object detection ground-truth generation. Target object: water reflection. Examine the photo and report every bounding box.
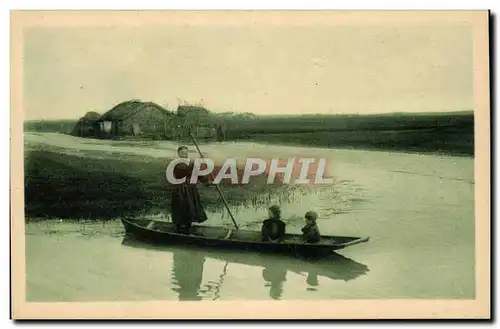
[262,265,287,300]
[121,235,369,301]
[170,248,205,301]
[215,251,370,300]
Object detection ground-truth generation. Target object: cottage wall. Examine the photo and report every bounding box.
[101,121,113,133]
[120,106,169,136]
[72,121,98,137]
[193,127,216,138]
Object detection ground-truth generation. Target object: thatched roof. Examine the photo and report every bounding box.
[175,105,215,127]
[176,105,210,116]
[80,111,101,121]
[72,111,101,136]
[99,100,172,121]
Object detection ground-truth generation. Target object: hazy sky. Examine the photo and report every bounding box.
[23,25,473,120]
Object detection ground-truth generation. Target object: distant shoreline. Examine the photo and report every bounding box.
[241,130,474,158]
[248,139,473,158]
[23,111,474,157]
[23,128,474,158]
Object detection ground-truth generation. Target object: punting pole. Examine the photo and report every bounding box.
[190,133,239,230]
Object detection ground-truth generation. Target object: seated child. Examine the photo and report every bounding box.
[261,205,286,243]
[302,211,321,243]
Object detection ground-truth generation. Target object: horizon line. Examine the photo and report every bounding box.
[23,108,474,122]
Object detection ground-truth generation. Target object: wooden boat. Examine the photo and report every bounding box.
[121,217,370,256]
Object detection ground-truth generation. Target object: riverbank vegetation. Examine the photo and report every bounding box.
[24,146,295,221]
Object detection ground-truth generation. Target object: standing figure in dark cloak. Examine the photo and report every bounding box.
[170,145,210,234]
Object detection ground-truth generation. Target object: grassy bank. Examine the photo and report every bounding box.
[245,126,474,156]
[24,120,77,134]
[24,148,289,221]
[224,111,473,134]
[222,112,474,156]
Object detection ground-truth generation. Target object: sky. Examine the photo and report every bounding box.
[23,24,473,120]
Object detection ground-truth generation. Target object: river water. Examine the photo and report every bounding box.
[25,141,475,301]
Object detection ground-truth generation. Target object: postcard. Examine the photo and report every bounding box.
[10,10,490,319]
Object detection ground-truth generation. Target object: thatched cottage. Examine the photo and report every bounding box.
[96,100,173,137]
[72,111,101,137]
[72,100,222,140]
[174,105,216,138]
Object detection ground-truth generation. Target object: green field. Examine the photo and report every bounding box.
[245,127,473,156]
[223,112,474,156]
[24,120,76,134]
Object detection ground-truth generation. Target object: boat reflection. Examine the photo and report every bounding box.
[244,250,368,299]
[121,235,369,301]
